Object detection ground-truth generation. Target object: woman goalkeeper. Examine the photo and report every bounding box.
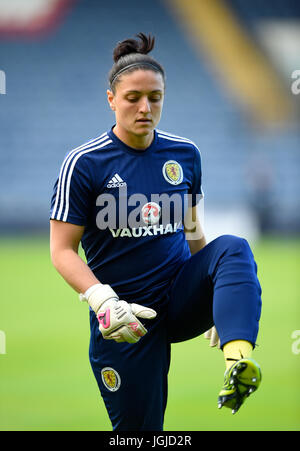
[50,32,262,431]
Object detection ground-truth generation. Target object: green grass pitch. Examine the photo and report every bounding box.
[0,236,299,430]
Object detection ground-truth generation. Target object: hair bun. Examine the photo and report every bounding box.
[113,32,155,63]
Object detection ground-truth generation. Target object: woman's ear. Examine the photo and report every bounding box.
[107,89,116,111]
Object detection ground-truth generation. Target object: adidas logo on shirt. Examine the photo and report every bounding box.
[107,173,127,188]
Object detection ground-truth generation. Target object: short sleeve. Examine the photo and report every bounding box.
[189,145,204,206]
[50,152,93,225]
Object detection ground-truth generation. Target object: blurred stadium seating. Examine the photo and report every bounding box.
[0,0,299,235]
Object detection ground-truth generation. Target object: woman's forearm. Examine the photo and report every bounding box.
[51,248,100,294]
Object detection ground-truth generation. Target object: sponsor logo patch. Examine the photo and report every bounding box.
[101,367,121,392]
[141,202,161,225]
[107,173,127,188]
[162,160,183,185]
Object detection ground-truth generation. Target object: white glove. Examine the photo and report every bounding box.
[80,284,157,343]
[204,326,220,348]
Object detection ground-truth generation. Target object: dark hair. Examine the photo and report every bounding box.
[108,33,165,92]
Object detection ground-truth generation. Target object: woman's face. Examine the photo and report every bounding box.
[107,69,164,147]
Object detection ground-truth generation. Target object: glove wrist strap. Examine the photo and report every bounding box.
[84,283,103,299]
[80,284,119,313]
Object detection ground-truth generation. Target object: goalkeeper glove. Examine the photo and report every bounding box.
[204,326,220,348]
[80,284,157,343]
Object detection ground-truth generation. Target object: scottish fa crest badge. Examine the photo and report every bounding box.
[162,160,183,185]
[101,367,121,392]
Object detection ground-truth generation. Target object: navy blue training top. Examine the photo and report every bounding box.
[50,127,203,306]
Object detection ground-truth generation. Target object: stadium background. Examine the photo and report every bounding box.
[0,0,299,431]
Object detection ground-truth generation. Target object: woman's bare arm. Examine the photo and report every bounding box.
[184,206,207,255]
[50,219,100,294]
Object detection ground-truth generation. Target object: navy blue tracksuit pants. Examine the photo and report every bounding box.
[89,235,262,430]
